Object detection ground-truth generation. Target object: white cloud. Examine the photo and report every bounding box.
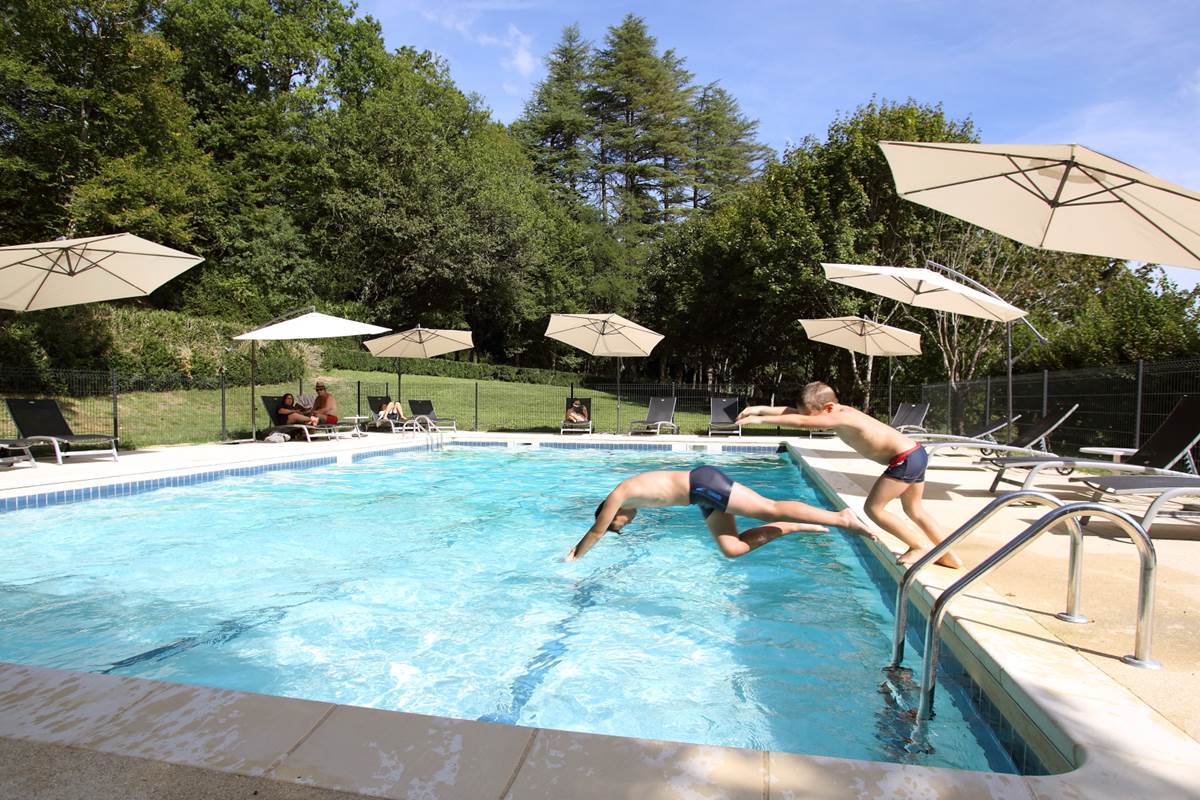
[414,3,538,82]
[502,24,536,78]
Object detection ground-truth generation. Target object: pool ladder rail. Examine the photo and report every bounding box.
[399,415,446,450]
[884,491,1160,722]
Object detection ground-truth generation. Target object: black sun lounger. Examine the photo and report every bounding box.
[630,397,679,435]
[708,397,741,436]
[985,396,1200,492]
[5,398,118,464]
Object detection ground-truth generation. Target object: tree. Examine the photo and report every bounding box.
[688,83,771,209]
[0,0,214,249]
[512,24,592,201]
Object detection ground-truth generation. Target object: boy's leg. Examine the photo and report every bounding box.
[725,482,871,535]
[704,510,824,558]
[864,476,939,563]
[900,481,962,568]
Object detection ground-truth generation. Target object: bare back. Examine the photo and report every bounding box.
[824,405,915,464]
[610,470,692,509]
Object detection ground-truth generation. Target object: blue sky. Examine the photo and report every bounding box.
[356,0,1200,289]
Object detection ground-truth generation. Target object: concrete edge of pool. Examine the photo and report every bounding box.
[0,431,1197,799]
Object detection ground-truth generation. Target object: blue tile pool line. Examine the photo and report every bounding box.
[540,441,672,451]
[0,456,338,513]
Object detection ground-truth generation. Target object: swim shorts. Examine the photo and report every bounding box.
[882,444,928,483]
[689,465,734,518]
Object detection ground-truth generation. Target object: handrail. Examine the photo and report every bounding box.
[915,502,1159,721]
[404,415,445,450]
[888,490,1083,669]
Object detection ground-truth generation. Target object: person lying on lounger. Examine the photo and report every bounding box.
[566,466,874,561]
[277,394,319,426]
[376,400,409,422]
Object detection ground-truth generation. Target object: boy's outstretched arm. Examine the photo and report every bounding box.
[736,408,826,429]
[565,488,624,561]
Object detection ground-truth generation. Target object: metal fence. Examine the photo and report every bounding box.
[2,358,1198,464]
[869,357,1200,465]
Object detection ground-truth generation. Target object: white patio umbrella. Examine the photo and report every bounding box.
[364,326,474,359]
[878,141,1200,269]
[545,313,664,432]
[822,261,1037,434]
[800,316,921,416]
[364,326,474,406]
[799,316,921,356]
[0,232,204,311]
[234,309,389,439]
[821,263,1026,322]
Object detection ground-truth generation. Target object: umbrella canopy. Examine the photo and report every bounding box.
[822,262,1027,322]
[799,316,921,357]
[364,327,473,359]
[234,311,388,341]
[0,232,204,311]
[879,141,1200,269]
[544,313,663,357]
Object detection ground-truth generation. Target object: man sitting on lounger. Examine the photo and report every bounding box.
[311,383,339,424]
[277,394,319,426]
[566,466,874,561]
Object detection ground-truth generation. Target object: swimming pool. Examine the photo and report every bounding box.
[0,446,1025,772]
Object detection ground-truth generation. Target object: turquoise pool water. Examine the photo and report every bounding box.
[0,447,1021,771]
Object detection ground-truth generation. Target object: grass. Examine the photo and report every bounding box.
[2,368,774,449]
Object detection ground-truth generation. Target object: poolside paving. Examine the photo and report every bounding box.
[1,432,1198,799]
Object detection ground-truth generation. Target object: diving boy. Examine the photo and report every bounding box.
[737,381,962,569]
[566,465,873,561]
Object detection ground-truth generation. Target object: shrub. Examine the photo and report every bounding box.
[321,341,587,386]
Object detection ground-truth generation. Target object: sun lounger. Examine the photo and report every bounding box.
[4,398,118,464]
[924,404,1079,462]
[561,397,593,435]
[366,396,420,433]
[984,395,1200,492]
[630,397,679,435]
[708,397,741,436]
[912,414,1022,444]
[0,439,36,468]
[407,400,457,432]
[889,402,930,433]
[1068,474,1200,531]
[260,396,347,441]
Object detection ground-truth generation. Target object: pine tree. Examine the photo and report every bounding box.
[688,83,771,209]
[512,24,592,201]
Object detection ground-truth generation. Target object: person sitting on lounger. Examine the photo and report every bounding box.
[277,394,319,426]
[566,466,874,561]
[565,399,589,424]
[376,400,409,422]
[311,382,339,424]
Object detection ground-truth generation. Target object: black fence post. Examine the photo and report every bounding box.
[474,381,479,431]
[110,368,119,443]
[1042,370,1049,417]
[1134,359,1144,444]
[220,367,227,441]
[984,375,991,421]
[357,381,362,417]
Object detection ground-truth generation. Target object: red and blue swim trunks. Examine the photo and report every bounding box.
[882,444,928,483]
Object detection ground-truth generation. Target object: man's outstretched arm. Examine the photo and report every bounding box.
[566,489,624,561]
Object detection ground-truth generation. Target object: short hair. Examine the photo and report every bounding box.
[594,500,627,533]
[801,381,838,409]
[315,383,327,390]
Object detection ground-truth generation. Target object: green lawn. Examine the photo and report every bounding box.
[2,368,759,449]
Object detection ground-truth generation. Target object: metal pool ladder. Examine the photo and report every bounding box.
[400,416,445,450]
[884,493,1160,721]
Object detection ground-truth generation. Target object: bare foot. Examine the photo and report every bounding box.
[898,547,963,569]
[836,508,877,539]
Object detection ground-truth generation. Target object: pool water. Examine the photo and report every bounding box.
[0,447,1020,771]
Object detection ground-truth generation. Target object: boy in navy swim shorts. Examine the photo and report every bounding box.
[738,382,962,569]
[566,466,873,561]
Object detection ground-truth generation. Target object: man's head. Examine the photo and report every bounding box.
[800,381,838,414]
[595,501,636,532]
[315,383,327,394]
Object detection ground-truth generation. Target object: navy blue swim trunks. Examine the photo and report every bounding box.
[689,465,734,518]
[882,444,928,483]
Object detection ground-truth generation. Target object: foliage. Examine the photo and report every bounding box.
[321,341,586,386]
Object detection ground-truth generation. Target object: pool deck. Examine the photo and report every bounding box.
[1,432,1198,799]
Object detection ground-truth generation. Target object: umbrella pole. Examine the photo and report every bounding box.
[1006,322,1014,443]
[888,356,894,418]
[616,357,622,434]
[251,341,258,440]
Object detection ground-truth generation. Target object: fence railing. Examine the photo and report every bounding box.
[2,357,1198,466]
[869,357,1200,466]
